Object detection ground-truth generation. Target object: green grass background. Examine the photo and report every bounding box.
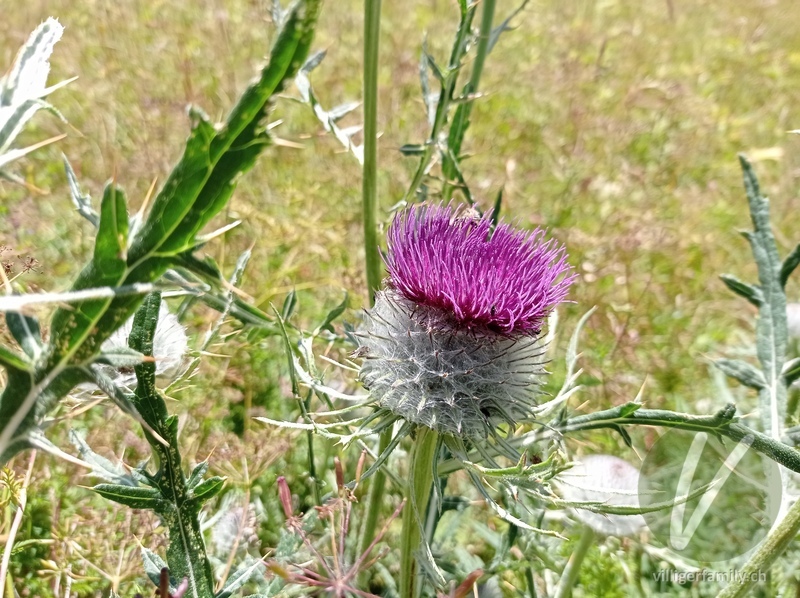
[2,0,800,594]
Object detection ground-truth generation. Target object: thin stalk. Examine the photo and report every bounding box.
[402,5,476,204]
[553,525,594,598]
[718,496,800,597]
[0,450,36,598]
[399,427,439,598]
[356,0,388,585]
[525,566,538,598]
[304,390,321,506]
[356,427,392,585]
[442,0,496,202]
[362,0,383,303]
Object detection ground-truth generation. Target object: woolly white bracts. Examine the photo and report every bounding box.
[357,290,547,438]
[76,300,189,396]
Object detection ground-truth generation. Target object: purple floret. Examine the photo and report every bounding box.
[385,203,575,335]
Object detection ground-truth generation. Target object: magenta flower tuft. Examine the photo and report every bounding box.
[385,203,574,335]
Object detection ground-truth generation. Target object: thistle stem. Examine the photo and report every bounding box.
[553,525,594,598]
[356,426,392,584]
[362,0,383,304]
[441,0,496,202]
[356,0,388,585]
[718,496,800,597]
[399,427,439,598]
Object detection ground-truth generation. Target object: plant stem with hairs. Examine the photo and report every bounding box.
[441,0,496,202]
[717,496,800,597]
[399,427,438,598]
[362,0,383,303]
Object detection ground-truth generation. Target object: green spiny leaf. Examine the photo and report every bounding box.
[63,154,98,226]
[6,311,42,361]
[190,476,225,503]
[186,461,209,490]
[781,243,800,288]
[739,154,789,440]
[216,556,267,598]
[313,293,348,336]
[281,290,297,321]
[95,182,129,268]
[720,273,763,307]
[715,358,767,390]
[93,484,165,510]
[141,547,170,588]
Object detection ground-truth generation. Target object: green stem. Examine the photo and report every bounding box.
[362,0,383,304]
[399,427,439,598]
[356,426,392,584]
[355,1,386,585]
[718,498,800,597]
[303,390,321,506]
[561,404,800,474]
[525,566,538,598]
[403,5,475,204]
[441,0,495,202]
[553,525,594,598]
[437,403,800,478]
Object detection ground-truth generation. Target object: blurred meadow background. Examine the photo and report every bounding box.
[2,0,800,595]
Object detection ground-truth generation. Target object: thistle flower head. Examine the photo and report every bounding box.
[358,203,574,438]
[385,203,574,335]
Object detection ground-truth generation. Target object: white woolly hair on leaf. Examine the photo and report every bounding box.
[75,301,189,397]
[357,290,548,439]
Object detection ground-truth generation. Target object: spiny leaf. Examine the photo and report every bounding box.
[63,154,98,226]
[281,290,297,321]
[715,358,767,390]
[190,476,225,503]
[5,312,42,361]
[141,548,170,589]
[720,273,763,307]
[69,429,138,486]
[739,154,789,441]
[216,556,266,598]
[186,461,209,490]
[93,484,165,510]
[781,243,800,288]
[313,293,348,336]
[0,345,31,372]
[95,182,129,266]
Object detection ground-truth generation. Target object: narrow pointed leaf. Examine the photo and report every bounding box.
[739,154,789,440]
[715,358,767,390]
[93,484,164,510]
[190,476,225,503]
[781,243,800,288]
[720,273,762,307]
[5,312,42,361]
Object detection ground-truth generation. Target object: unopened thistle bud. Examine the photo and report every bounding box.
[358,203,574,438]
